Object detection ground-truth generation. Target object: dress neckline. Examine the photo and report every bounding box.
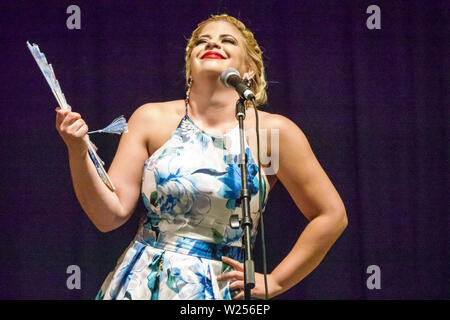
[185,116,239,138]
[184,101,239,138]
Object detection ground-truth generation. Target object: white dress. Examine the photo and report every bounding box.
[95,103,270,300]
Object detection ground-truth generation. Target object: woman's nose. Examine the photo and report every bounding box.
[206,39,221,49]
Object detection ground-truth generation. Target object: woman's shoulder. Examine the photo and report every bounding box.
[128,100,185,131]
[129,100,185,155]
[132,100,185,121]
[253,108,301,134]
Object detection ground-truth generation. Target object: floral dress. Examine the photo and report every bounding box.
[95,103,270,300]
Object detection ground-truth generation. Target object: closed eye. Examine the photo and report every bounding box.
[223,38,236,44]
[194,39,207,46]
[194,38,236,46]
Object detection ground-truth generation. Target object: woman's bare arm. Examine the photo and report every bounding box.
[217,113,347,299]
[56,104,162,232]
[267,114,348,297]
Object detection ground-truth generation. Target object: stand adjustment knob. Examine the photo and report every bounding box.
[229,214,241,229]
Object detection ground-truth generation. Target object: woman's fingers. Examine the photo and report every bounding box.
[221,256,244,271]
[229,281,245,300]
[217,270,244,282]
[62,112,82,127]
[55,109,85,138]
[64,118,83,134]
[55,108,70,126]
[56,109,76,128]
[54,107,89,154]
[218,256,244,281]
[56,110,83,133]
[229,280,244,291]
[71,119,88,136]
[219,257,248,300]
[232,289,244,300]
[234,292,244,300]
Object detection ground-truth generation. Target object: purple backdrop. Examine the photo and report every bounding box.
[0,0,448,299]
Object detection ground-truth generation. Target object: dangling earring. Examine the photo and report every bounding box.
[185,76,193,105]
[243,77,253,89]
[243,71,255,108]
[243,71,255,89]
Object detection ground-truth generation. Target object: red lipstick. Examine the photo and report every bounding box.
[201,51,226,59]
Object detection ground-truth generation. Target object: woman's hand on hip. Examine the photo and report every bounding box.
[217,256,282,300]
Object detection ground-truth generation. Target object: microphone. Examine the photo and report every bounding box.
[220,68,255,101]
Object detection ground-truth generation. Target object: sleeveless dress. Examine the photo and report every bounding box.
[95,103,270,300]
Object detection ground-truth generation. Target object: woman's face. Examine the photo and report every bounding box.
[189,21,249,82]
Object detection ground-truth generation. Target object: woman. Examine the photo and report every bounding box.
[55,14,347,300]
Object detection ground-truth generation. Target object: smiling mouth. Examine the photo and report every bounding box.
[201,53,226,59]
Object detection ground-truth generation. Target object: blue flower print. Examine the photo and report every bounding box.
[217,148,260,210]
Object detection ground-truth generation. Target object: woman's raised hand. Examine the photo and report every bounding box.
[55,106,89,155]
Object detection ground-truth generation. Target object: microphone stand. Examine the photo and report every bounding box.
[229,97,255,300]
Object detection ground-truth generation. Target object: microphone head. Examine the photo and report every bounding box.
[220,68,241,88]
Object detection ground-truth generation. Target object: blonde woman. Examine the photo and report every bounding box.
[55,14,347,300]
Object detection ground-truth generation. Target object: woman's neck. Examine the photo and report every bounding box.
[188,75,240,128]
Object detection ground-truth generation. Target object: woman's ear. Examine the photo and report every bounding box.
[242,70,255,81]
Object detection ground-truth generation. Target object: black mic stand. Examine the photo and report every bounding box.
[229,98,255,300]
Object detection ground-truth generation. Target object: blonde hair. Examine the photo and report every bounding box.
[185,14,268,107]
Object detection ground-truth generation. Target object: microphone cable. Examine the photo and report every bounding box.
[249,98,269,300]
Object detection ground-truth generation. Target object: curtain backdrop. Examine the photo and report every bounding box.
[0,0,448,299]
